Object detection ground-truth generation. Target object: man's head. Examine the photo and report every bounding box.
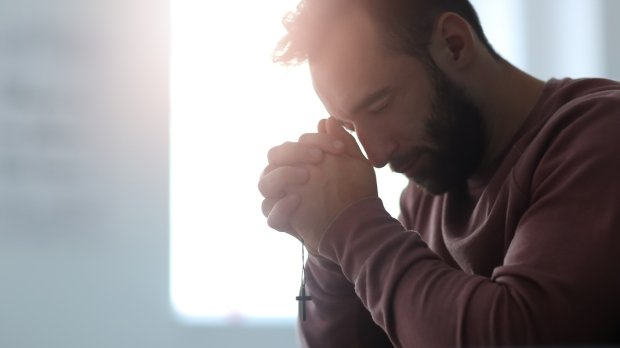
[274,0,500,194]
[274,0,499,66]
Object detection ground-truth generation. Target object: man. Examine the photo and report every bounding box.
[258,0,620,346]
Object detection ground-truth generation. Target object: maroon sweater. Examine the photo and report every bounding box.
[301,78,620,347]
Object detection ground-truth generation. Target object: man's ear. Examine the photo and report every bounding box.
[427,12,475,74]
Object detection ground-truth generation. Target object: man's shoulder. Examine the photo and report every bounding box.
[527,77,620,138]
[545,77,620,100]
[542,77,620,132]
[508,78,620,191]
[539,78,619,120]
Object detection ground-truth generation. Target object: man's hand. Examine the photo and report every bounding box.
[287,118,378,253]
[258,119,345,233]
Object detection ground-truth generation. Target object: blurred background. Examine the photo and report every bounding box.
[1,0,619,347]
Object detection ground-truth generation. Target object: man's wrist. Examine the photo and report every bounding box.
[317,196,383,260]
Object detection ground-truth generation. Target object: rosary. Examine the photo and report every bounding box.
[296,240,312,320]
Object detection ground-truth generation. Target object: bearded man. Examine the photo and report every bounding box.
[258,0,620,346]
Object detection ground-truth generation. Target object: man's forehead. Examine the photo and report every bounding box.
[311,70,391,121]
[306,9,387,114]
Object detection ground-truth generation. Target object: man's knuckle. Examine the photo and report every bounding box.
[298,133,312,142]
[266,147,279,163]
[267,214,285,231]
[257,178,270,196]
[261,199,273,217]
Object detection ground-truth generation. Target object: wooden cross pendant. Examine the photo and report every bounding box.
[296,284,312,320]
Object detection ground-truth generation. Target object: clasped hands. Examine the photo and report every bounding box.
[258,117,378,255]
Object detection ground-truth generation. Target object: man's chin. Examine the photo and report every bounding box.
[408,170,457,195]
[406,154,469,195]
[399,163,440,194]
[394,153,463,195]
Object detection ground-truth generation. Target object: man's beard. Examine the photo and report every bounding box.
[390,66,487,195]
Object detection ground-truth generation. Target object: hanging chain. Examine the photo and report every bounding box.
[296,239,312,320]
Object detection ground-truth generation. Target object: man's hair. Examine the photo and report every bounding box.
[273,0,501,65]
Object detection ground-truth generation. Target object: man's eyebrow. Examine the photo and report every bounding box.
[350,86,391,115]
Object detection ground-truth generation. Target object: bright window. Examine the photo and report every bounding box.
[170,0,408,324]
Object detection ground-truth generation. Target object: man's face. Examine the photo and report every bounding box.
[309,8,486,194]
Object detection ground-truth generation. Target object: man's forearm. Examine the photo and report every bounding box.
[300,255,393,348]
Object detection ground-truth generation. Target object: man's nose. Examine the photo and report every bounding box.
[356,131,396,168]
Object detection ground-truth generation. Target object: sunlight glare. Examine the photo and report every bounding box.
[170,0,408,324]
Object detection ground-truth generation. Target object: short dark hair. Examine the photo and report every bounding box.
[273,0,501,65]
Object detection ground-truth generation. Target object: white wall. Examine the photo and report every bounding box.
[603,0,620,80]
[472,0,615,79]
[0,0,172,346]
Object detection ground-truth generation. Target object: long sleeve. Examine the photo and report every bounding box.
[300,253,393,347]
[316,199,522,347]
[316,195,620,347]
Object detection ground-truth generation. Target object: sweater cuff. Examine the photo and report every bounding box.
[317,197,406,280]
